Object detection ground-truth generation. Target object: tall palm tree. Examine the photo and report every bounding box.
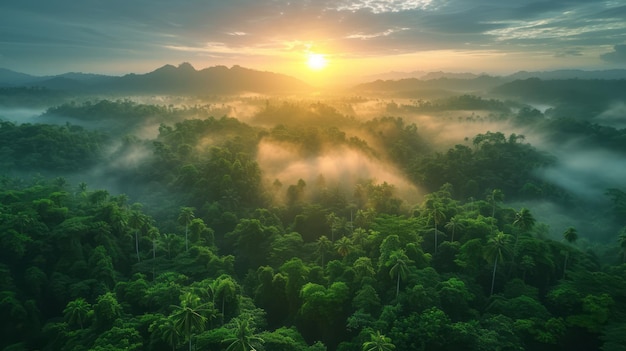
[423,194,447,254]
[170,292,208,351]
[224,317,264,351]
[618,228,626,264]
[315,235,333,267]
[512,208,535,251]
[362,330,395,351]
[444,216,464,242]
[128,209,146,262]
[484,231,511,296]
[487,189,504,218]
[487,189,504,234]
[335,236,354,258]
[326,212,342,242]
[215,276,238,325]
[388,250,410,299]
[147,226,160,280]
[429,205,446,254]
[562,226,578,274]
[154,317,181,351]
[178,207,195,252]
[63,297,91,329]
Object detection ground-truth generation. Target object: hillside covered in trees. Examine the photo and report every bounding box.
[1,79,626,351]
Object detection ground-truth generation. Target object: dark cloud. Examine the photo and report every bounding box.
[600,45,626,63]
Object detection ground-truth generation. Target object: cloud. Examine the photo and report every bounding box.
[600,44,626,63]
[1,0,625,74]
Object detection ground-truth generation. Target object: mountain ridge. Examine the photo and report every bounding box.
[0,63,312,95]
[2,65,626,95]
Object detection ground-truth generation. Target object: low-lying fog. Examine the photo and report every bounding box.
[2,91,624,243]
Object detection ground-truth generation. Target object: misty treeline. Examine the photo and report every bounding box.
[1,95,626,351]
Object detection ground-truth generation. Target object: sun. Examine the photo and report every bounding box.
[306,53,328,71]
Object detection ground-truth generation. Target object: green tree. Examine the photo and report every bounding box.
[387,250,411,299]
[619,228,626,264]
[424,200,446,254]
[215,275,239,325]
[178,207,195,252]
[487,189,504,233]
[150,317,181,351]
[335,236,354,258]
[63,297,91,329]
[315,235,333,268]
[170,292,208,351]
[512,208,535,251]
[93,292,123,330]
[362,330,395,351]
[224,317,264,351]
[562,226,578,274]
[444,216,464,242]
[128,208,147,262]
[485,232,512,296]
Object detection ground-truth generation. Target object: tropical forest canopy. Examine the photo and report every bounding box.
[1,71,626,351]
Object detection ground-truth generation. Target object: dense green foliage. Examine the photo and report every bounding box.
[1,96,625,351]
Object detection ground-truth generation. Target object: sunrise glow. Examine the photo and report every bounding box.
[306,53,328,71]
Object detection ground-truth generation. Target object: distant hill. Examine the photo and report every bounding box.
[352,75,505,95]
[0,63,312,95]
[506,69,626,80]
[100,63,312,94]
[0,68,40,87]
[352,69,626,95]
[492,78,626,103]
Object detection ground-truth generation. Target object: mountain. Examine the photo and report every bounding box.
[0,63,312,95]
[352,69,626,96]
[102,63,312,94]
[0,68,40,87]
[506,69,626,80]
[352,75,505,95]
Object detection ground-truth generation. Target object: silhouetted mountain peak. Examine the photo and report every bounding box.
[177,62,196,72]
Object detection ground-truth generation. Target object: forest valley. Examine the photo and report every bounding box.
[1,85,626,351]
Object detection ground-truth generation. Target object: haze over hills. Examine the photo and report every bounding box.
[3,64,626,96]
[0,63,312,95]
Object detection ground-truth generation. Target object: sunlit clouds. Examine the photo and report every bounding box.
[0,0,624,78]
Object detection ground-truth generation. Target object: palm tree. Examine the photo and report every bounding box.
[388,250,410,299]
[512,208,535,251]
[444,215,464,242]
[562,226,578,274]
[351,227,369,248]
[487,189,504,218]
[170,292,208,351]
[487,189,504,234]
[484,231,511,296]
[326,212,343,242]
[153,317,181,351]
[147,226,160,280]
[215,276,238,325]
[224,317,264,351]
[428,205,446,254]
[178,207,195,252]
[128,209,146,262]
[335,236,354,258]
[315,235,333,267]
[63,297,91,329]
[424,196,446,254]
[362,330,395,351]
[618,228,626,264]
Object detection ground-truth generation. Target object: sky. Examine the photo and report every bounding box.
[1,0,626,84]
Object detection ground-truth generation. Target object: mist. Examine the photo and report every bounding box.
[257,138,422,206]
